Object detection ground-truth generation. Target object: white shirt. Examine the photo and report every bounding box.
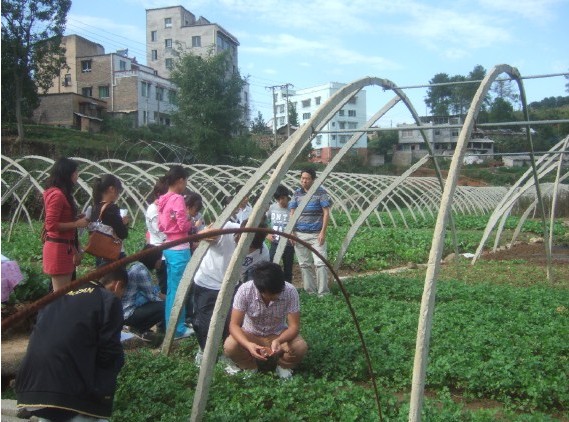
[145,202,166,245]
[194,222,240,290]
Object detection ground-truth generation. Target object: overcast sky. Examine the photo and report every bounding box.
[67,0,569,125]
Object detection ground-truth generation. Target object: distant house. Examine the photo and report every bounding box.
[503,155,531,167]
[33,93,106,133]
[393,116,494,166]
[43,34,176,128]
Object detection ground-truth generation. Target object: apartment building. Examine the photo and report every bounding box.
[273,82,368,163]
[393,116,494,166]
[146,5,249,122]
[146,5,239,78]
[43,35,176,128]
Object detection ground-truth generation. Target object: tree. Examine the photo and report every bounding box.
[425,65,488,117]
[170,50,247,162]
[367,130,398,157]
[425,73,453,116]
[1,0,71,143]
[288,101,299,127]
[250,111,269,134]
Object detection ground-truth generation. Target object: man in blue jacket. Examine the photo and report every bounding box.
[16,269,128,421]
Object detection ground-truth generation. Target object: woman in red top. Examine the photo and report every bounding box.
[43,157,89,291]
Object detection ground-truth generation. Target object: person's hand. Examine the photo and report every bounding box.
[122,215,130,225]
[247,342,269,361]
[270,339,283,356]
[318,231,326,246]
[75,216,90,228]
[73,251,83,266]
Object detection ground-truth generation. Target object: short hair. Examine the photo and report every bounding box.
[273,185,291,200]
[99,268,129,288]
[252,261,285,294]
[300,168,316,180]
[138,244,163,271]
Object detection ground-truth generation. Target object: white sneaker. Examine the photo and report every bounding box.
[195,349,203,367]
[174,326,194,340]
[275,365,293,379]
[222,358,242,375]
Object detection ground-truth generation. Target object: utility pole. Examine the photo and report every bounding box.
[266,85,278,147]
[266,83,294,147]
[283,83,293,138]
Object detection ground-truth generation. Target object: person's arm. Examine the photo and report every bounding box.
[270,312,300,354]
[45,191,88,231]
[318,206,330,245]
[228,308,271,361]
[104,204,129,239]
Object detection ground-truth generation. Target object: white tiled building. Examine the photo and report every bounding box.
[274,82,367,163]
[393,116,494,166]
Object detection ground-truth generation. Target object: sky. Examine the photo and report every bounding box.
[66,0,569,125]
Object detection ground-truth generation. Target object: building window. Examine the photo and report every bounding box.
[452,130,459,137]
[315,135,322,145]
[401,129,414,138]
[168,89,176,104]
[156,87,164,101]
[98,85,109,98]
[348,122,357,129]
[81,60,92,72]
[302,99,311,108]
[315,96,321,105]
[348,110,356,117]
[339,122,346,129]
[151,30,157,41]
[278,117,285,126]
[278,104,285,113]
[165,58,173,70]
[302,112,311,120]
[151,50,157,61]
[142,110,148,125]
[192,36,201,47]
[332,135,336,140]
[141,81,150,97]
[165,38,173,48]
[63,74,71,86]
[81,87,92,97]
[348,97,357,104]
[164,18,172,28]
[339,110,344,116]
[119,60,126,71]
[339,135,348,143]
[153,111,159,122]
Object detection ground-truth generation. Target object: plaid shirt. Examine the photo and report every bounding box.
[232,280,299,337]
[122,262,162,320]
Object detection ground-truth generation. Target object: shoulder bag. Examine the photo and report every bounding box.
[84,203,122,261]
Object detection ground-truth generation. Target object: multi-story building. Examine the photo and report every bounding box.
[273,82,368,163]
[393,116,494,166]
[44,34,176,128]
[146,5,249,123]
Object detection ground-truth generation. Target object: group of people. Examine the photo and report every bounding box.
[16,158,332,421]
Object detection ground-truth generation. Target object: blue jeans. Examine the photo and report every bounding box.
[163,248,191,336]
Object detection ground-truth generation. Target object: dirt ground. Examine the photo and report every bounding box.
[479,242,569,264]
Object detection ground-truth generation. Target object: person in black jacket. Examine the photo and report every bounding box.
[16,269,128,421]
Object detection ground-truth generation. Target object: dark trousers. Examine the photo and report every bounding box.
[124,301,165,333]
[269,242,295,283]
[193,284,231,351]
[156,260,167,295]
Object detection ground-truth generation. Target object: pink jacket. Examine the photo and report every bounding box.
[157,192,192,243]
